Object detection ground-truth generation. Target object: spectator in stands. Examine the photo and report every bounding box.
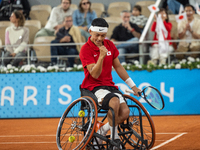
[176,4,200,59]
[50,15,83,67]
[0,0,30,20]
[3,10,29,67]
[150,8,174,65]
[35,0,74,38]
[130,5,148,31]
[72,0,97,41]
[111,10,141,63]
[162,0,189,14]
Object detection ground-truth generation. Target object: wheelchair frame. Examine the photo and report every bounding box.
[56,93,155,150]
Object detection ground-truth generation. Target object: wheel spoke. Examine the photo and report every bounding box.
[56,97,97,150]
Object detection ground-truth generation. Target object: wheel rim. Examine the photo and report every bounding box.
[56,97,98,150]
[118,95,155,149]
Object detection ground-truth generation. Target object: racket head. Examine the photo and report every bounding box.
[140,86,165,110]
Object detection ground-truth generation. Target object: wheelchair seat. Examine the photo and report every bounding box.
[80,85,98,105]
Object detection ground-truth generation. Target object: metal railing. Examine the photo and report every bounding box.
[1,38,200,67]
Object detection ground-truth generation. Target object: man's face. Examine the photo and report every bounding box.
[61,0,70,11]
[89,30,107,47]
[121,12,130,23]
[64,17,73,28]
[185,6,194,19]
[132,8,140,16]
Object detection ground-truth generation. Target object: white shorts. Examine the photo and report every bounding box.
[94,89,125,106]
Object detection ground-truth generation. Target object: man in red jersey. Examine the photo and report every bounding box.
[79,18,140,149]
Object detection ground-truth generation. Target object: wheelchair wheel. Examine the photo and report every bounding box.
[56,96,98,150]
[118,95,155,150]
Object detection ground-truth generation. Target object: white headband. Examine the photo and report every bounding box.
[89,26,108,33]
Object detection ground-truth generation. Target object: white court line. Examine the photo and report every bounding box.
[150,132,187,150]
[155,132,186,134]
[0,132,187,146]
[0,132,184,138]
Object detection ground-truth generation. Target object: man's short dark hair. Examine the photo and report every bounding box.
[133,5,142,13]
[61,0,71,4]
[91,18,109,28]
[184,4,195,11]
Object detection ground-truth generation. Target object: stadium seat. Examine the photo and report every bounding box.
[24,20,41,44]
[91,3,105,17]
[135,1,155,6]
[140,6,151,17]
[33,36,55,62]
[168,15,178,40]
[168,14,175,21]
[29,5,52,27]
[135,1,156,17]
[70,4,78,10]
[107,2,131,17]
[0,21,12,46]
[104,17,122,39]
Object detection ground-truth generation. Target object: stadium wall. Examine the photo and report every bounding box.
[0,69,199,118]
[29,0,156,9]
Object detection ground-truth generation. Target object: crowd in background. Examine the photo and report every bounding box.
[0,0,200,67]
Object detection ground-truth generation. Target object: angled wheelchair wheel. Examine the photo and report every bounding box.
[56,96,98,150]
[118,95,155,150]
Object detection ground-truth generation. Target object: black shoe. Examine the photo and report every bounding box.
[113,139,123,150]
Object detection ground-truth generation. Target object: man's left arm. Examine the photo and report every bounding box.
[128,23,141,39]
[113,57,140,96]
[191,32,200,39]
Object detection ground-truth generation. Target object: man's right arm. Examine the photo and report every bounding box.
[48,8,63,30]
[55,29,66,43]
[178,28,187,39]
[86,46,107,79]
[178,22,188,39]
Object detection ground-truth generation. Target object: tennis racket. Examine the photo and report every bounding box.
[125,86,165,110]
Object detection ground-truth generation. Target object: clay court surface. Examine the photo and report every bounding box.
[0,115,200,150]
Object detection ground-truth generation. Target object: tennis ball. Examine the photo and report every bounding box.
[69,135,75,143]
[78,110,85,117]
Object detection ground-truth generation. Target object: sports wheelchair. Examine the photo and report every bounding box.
[56,87,155,150]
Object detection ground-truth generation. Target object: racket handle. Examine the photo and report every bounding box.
[125,89,141,96]
[125,89,135,94]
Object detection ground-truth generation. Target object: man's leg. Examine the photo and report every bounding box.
[35,28,54,39]
[167,0,181,14]
[190,45,200,58]
[116,37,139,49]
[176,45,189,60]
[118,103,130,124]
[107,97,120,127]
[50,40,60,64]
[107,99,129,126]
[64,47,78,67]
[118,48,126,63]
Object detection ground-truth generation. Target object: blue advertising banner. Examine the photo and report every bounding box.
[0,69,199,118]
